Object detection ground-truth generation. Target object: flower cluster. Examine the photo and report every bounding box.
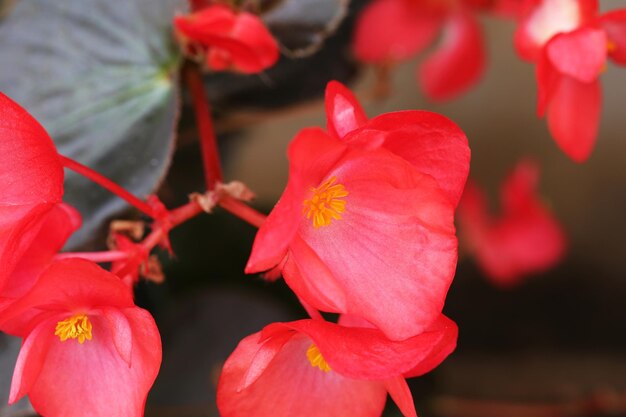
[352,0,518,101]
[514,0,626,161]
[216,82,471,417]
[0,93,161,417]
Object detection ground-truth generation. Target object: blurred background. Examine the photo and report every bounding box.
[1,0,626,416]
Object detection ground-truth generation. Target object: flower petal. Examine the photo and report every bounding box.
[218,331,388,417]
[546,75,601,162]
[546,27,607,83]
[246,129,348,273]
[0,259,134,336]
[265,315,457,380]
[514,0,594,62]
[353,0,442,63]
[294,149,457,340]
[9,318,54,404]
[0,93,63,206]
[26,308,160,417]
[418,12,486,101]
[3,203,81,300]
[384,376,418,417]
[325,81,368,139]
[599,9,626,65]
[347,110,470,206]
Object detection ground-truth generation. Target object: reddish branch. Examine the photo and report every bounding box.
[184,64,223,190]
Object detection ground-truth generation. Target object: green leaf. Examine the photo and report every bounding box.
[0,0,186,247]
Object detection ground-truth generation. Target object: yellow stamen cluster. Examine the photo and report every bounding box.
[302,176,348,228]
[306,344,332,372]
[55,314,93,344]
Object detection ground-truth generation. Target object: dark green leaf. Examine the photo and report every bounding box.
[0,0,186,247]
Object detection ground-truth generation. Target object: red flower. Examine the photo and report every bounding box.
[457,160,566,286]
[217,315,457,417]
[0,259,161,417]
[0,93,66,295]
[515,0,626,161]
[246,82,469,340]
[352,0,486,101]
[174,4,279,74]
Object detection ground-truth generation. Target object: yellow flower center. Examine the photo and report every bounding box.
[302,176,348,228]
[306,344,332,372]
[55,314,93,344]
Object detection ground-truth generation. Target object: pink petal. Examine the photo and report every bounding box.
[246,129,348,273]
[325,81,368,139]
[284,237,348,313]
[9,318,54,404]
[265,315,457,380]
[218,332,388,417]
[536,49,561,116]
[514,0,596,62]
[238,330,292,391]
[0,259,134,336]
[546,27,607,83]
[0,203,53,293]
[384,376,418,417]
[3,203,81,300]
[346,110,470,206]
[418,12,486,101]
[26,308,160,417]
[0,93,63,205]
[293,149,457,340]
[229,12,279,73]
[100,307,133,366]
[546,75,601,162]
[353,0,443,63]
[599,9,626,65]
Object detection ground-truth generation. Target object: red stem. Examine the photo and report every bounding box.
[185,64,223,190]
[54,250,130,263]
[219,196,266,228]
[60,155,156,218]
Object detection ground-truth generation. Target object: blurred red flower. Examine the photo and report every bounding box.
[352,0,489,101]
[0,259,161,417]
[457,160,566,286]
[515,0,626,161]
[246,82,469,341]
[174,4,279,74]
[217,314,457,417]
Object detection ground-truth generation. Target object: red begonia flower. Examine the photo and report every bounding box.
[457,160,566,287]
[246,82,468,340]
[0,259,161,417]
[514,0,626,161]
[353,0,486,101]
[0,93,65,294]
[174,4,279,74]
[217,315,457,417]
